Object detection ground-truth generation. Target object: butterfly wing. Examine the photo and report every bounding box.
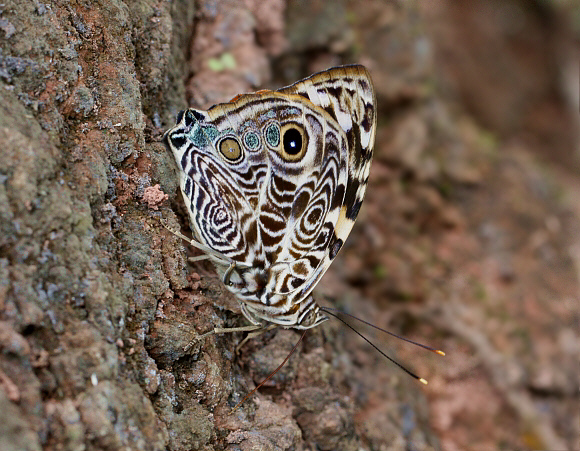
[164,106,269,271]
[265,65,377,302]
[164,65,376,327]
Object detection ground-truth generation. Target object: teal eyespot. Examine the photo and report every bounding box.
[265,123,280,148]
[243,131,260,150]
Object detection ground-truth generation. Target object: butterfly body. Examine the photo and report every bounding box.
[164,65,376,330]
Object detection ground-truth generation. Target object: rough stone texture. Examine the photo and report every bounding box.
[0,0,578,450]
[423,0,580,173]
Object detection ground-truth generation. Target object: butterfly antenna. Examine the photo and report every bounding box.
[321,308,430,384]
[230,329,307,414]
[320,306,445,356]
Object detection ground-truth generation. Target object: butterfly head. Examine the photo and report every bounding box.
[293,298,329,330]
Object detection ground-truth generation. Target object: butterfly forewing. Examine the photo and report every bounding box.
[164,65,376,328]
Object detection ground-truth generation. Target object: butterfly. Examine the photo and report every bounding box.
[163,65,376,334]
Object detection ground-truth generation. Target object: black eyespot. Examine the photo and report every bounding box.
[283,127,302,155]
[277,123,307,161]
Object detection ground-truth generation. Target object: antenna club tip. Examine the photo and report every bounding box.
[419,378,428,385]
[436,350,445,356]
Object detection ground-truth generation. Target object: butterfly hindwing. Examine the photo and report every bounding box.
[275,65,377,300]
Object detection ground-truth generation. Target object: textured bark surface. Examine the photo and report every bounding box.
[0,1,578,450]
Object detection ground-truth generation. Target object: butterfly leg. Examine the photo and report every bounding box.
[188,255,210,262]
[159,219,248,269]
[235,323,277,354]
[160,220,216,256]
[184,324,262,351]
[184,324,276,352]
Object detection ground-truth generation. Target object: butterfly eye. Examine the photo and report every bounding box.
[280,124,307,160]
[219,137,242,161]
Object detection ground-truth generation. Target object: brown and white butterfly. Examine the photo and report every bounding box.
[163,65,376,334]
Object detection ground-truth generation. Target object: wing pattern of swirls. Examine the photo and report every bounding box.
[163,65,376,329]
